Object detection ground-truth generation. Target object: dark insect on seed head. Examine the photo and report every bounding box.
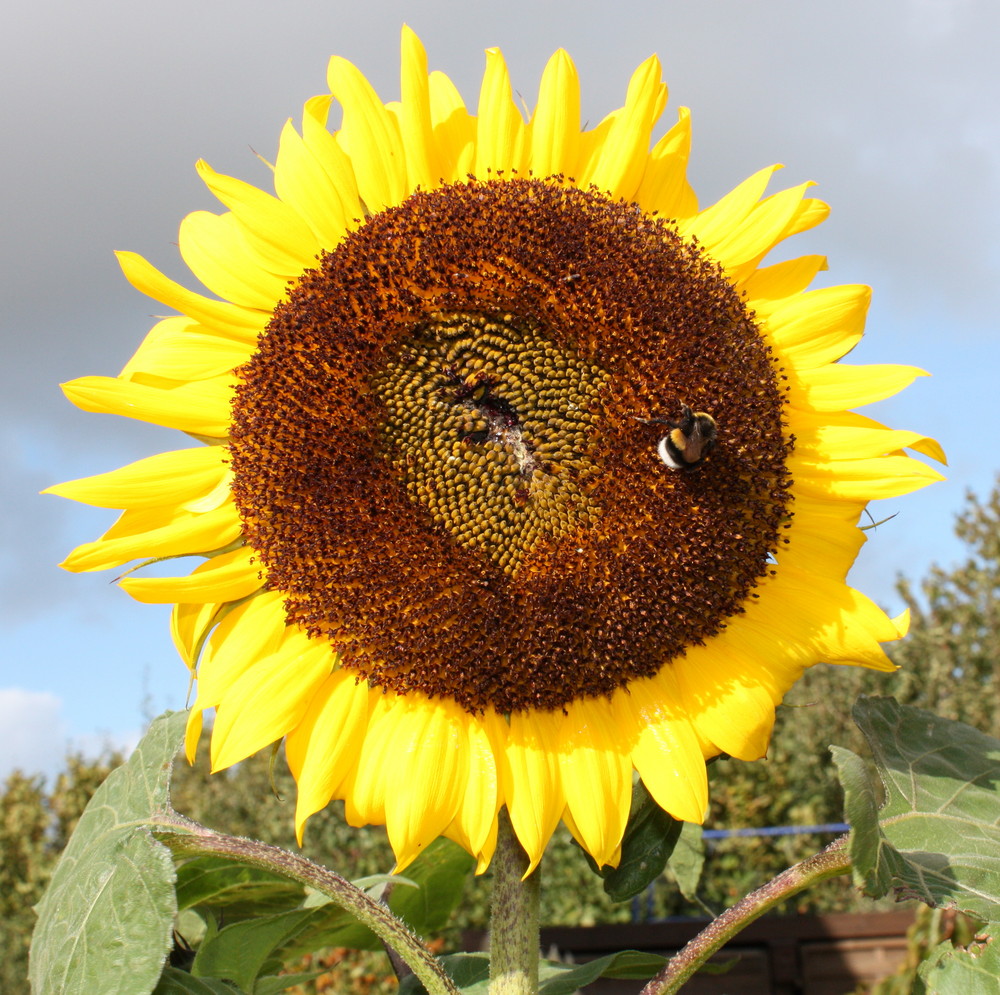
[634,404,718,470]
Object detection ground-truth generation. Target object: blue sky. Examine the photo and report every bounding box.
[3,0,998,782]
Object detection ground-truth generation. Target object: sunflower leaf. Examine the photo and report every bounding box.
[176,855,306,918]
[253,973,326,995]
[537,950,666,992]
[398,950,668,995]
[538,950,666,995]
[669,821,706,900]
[152,967,246,994]
[190,909,323,990]
[832,696,1000,920]
[914,929,1000,994]
[397,952,491,994]
[29,710,187,995]
[182,839,474,964]
[385,838,475,935]
[600,780,683,901]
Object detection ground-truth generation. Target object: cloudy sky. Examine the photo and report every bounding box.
[3,0,997,781]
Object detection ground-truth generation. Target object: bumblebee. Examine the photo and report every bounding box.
[636,404,717,470]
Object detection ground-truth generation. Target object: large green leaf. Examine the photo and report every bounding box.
[600,781,683,901]
[191,910,321,992]
[537,951,666,993]
[833,696,1000,920]
[668,821,705,900]
[915,928,1000,994]
[181,835,473,992]
[176,856,306,918]
[398,953,491,994]
[278,837,474,956]
[30,711,187,995]
[398,950,666,995]
[387,837,475,938]
[253,973,325,995]
[152,968,244,994]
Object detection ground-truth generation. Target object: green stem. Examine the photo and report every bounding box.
[641,834,852,995]
[155,815,459,995]
[489,809,540,995]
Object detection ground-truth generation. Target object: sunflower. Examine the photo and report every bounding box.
[49,27,944,875]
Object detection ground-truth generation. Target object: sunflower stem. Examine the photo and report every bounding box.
[640,834,852,995]
[155,815,459,995]
[489,809,540,995]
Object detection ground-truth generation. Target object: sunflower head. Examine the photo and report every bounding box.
[49,27,944,874]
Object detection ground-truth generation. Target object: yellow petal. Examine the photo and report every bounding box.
[787,364,928,412]
[342,695,396,827]
[562,807,622,871]
[622,676,708,823]
[528,49,580,178]
[429,71,475,179]
[171,599,228,670]
[762,285,870,369]
[61,500,239,572]
[790,452,945,500]
[673,640,779,761]
[792,410,945,463]
[557,697,631,868]
[179,210,293,309]
[274,119,352,249]
[678,164,781,248]
[195,591,288,706]
[706,182,818,273]
[120,545,262,603]
[635,107,698,219]
[116,251,264,341]
[475,47,524,177]
[745,565,898,672]
[451,711,503,857]
[327,55,408,211]
[120,317,251,381]
[581,55,665,199]
[781,494,866,577]
[741,255,828,312]
[300,96,362,218]
[448,815,499,876]
[383,697,467,871]
[211,633,333,771]
[504,710,565,874]
[781,196,831,242]
[575,117,615,189]
[398,26,439,192]
[61,374,233,437]
[287,667,371,844]
[185,708,204,764]
[45,445,227,509]
[195,159,321,274]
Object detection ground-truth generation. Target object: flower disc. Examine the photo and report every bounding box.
[231,178,792,713]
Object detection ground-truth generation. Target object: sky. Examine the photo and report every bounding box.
[2,0,998,783]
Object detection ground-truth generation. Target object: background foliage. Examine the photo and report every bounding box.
[7,478,998,992]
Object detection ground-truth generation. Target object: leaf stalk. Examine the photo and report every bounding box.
[640,834,852,995]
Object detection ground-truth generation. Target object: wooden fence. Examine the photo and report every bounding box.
[468,911,917,994]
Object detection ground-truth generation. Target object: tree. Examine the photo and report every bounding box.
[882,478,1000,736]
